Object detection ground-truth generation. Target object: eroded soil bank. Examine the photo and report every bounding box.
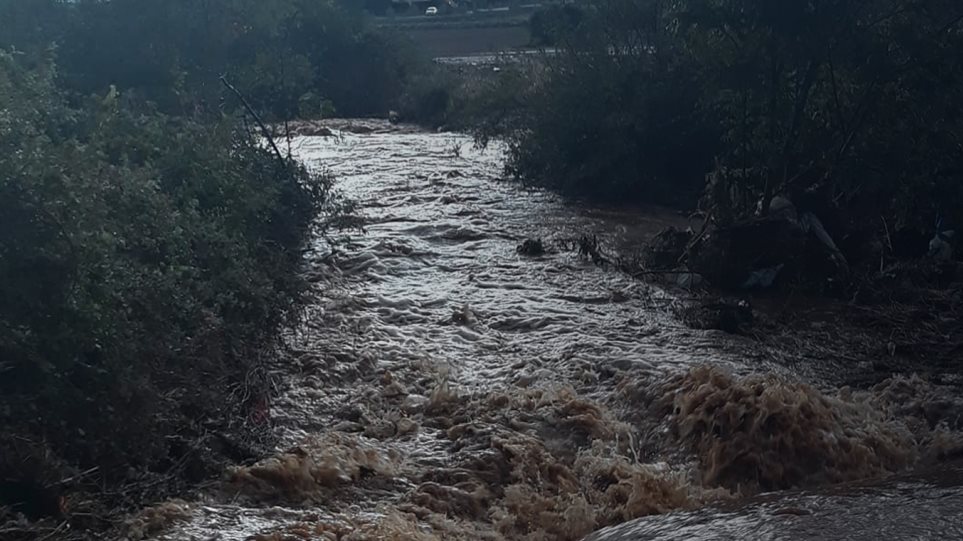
[126,121,963,541]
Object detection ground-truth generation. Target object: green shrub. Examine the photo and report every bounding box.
[401,61,548,130]
[479,2,721,206]
[0,51,326,491]
[398,70,458,127]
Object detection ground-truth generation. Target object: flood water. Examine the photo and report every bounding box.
[134,121,963,541]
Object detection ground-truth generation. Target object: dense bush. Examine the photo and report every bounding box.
[484,0,963,230]
[676,0,963,231]
[478,0,722,206]
[0,51,326,511]
[398,65,491,128]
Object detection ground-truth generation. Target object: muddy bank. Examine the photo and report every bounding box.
[121,120,963,541]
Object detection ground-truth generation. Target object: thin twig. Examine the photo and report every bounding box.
[37,521,69,541]
[881,215,894,253]
[681,210,713,264]
[284,119,292,159]
[219,75,286,166]
[49,466,100,488]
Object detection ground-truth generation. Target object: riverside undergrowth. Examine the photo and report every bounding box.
[0,51,328,535]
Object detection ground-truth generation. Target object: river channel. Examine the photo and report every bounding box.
[132,121,963,541]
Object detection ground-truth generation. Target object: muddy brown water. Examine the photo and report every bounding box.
[131,121,963,541]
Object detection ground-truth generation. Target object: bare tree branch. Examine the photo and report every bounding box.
[219,75,286,167]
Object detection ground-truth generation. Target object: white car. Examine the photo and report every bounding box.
[425,6,438,15]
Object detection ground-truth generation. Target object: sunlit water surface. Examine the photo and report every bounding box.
[137,121,963,541]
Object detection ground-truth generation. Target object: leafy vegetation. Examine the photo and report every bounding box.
[396,65,503,129]
[0,49,328,521]
[484,0,963,234]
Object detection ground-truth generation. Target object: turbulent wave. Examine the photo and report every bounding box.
[131,121,963,541]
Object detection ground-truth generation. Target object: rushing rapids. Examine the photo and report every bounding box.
[130,121,963,541]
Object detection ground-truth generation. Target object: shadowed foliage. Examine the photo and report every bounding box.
[480,0,963,237]
[0,28,328,530]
